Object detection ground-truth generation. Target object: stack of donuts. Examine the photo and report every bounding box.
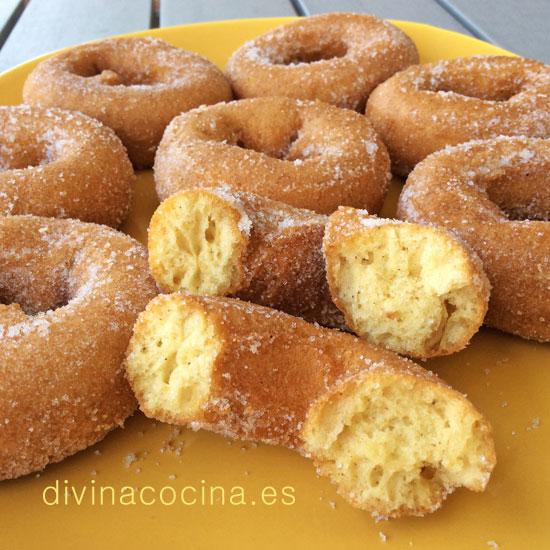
[1,12,548,520]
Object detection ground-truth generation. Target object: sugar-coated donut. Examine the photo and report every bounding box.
[0,216,158,480]
[226,13,419,110]
[154,97,391,214]
[23,37,233,167]
[398,136,549,342]
[0,106,134,227]
[147,187,343,327]
[367,56,550,174]
[125,293,495,518]
[323,207,490,358]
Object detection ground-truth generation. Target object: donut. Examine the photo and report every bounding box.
[125,293,495,518]
[147,187,343,327]
[226,13,419,110]
[154,97,391,214]
[397,136,549,342]
[323,207,490,358]
[0,215,158,480]
[367,55,550,174]
[0,105,134,227]
[23,37,233,167]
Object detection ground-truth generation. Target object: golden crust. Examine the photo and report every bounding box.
[323,207,490,358]
[398,136,550,341]
[0,105,134,227]
[147,187,344,326]
[226,12,419,110]
[366,55,550,174]
[23,37,233,167]
[0,215,158,480]
[125,294,495,518]
[154,97,391,214]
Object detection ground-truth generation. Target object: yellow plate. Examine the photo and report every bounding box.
[1,18,549,550]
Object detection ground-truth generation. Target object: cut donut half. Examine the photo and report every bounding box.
[323,207,490,358]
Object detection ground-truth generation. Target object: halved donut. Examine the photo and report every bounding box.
[398,136,549,341]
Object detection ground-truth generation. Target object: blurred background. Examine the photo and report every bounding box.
[0,0,548,72]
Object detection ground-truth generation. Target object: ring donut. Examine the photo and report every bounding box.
[0,105,134,227]
[0,215,158,480]
[226,13,419,111]
[367,55,550,174]
[154,97,391,215]
[23,37,233,167]
[397,136,549,342]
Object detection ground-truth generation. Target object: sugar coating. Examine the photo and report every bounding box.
[367,55,550,174]
[0,215,158,480]
[226,13,419,110]
[154,96,391,215]
[23,36,232,166]
[0,105,134,226]
[398,135,549,342]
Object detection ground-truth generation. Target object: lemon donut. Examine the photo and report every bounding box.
[23,37,233,167]
[367,56,550,174]
[0,105,134,227]
[0,215,157,480]
[154,97,391,214]
[398,136,549,341]
[226,13,419,110]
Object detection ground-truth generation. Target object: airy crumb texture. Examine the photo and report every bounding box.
[148,189,247,295]
[303,374,494,517]
[125,293,495,518]
[323,207,490,358]
[124,297,220,420]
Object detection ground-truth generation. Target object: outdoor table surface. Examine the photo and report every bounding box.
[0,0,548,72]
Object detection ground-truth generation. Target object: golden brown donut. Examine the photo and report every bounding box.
[147,187,343,327]
[23,37,233,167]
[323,207,490,358]
[0,105,134,227]
[125,294,495,518]
[226,12,419,110]
[398,136,549,342]
[367,56,550,174]
[0,215,158,480]
[154,97,391,214]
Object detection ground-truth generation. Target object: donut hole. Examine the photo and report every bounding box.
[0,273,70,315]
[424,68,524,101]
[302,374,493,516]
[329,222,486,357]
[431,82,520,101]
[70,57,154,86]
[483,164,550,221]
[0,134,66,171]
[198,110,304,161]
[276,39,348,65]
